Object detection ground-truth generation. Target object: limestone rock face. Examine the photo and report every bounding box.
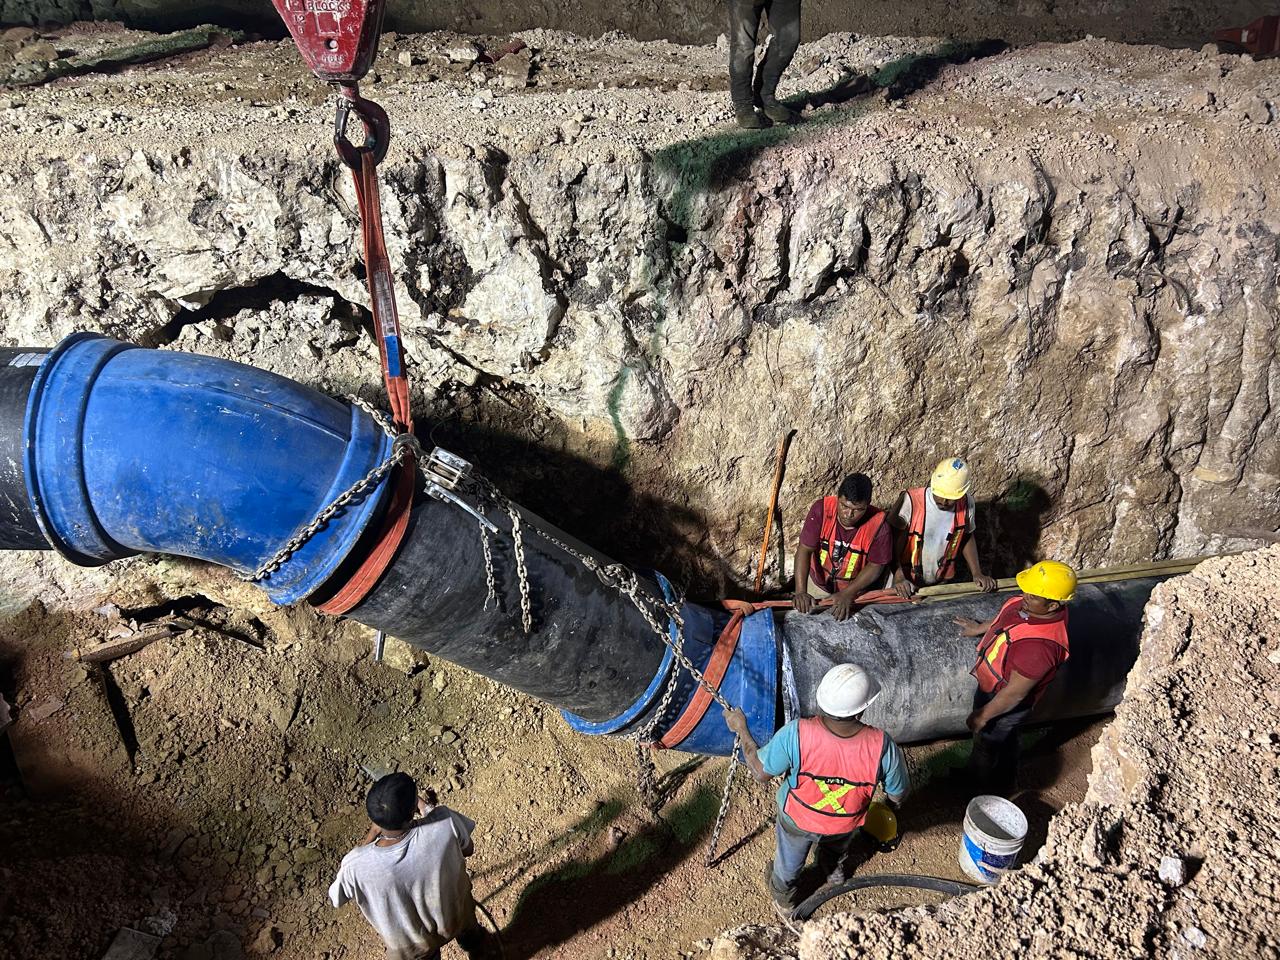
[0,35,1277,594]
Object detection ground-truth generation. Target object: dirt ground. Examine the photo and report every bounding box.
[0,563,1104,960]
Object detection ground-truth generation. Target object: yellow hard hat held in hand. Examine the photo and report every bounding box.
[862,800,900,852]
[1015,559,1078,602]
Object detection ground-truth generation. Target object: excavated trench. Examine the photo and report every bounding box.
[0,23,1277,960]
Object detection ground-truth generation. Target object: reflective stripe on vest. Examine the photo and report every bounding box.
[817,498,886,584]
[971,597,1070,701]
[901,487,969,587]
[782,718,885,835]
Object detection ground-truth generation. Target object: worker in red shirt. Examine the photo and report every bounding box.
[954,560,1076,794]
[793,473,891,622]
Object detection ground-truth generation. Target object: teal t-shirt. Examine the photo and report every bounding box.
[757,718,909,829]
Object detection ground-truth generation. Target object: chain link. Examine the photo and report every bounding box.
[506,504,533,634]
[480,522,497,611]
[247,396,415,583]
[705,737,741,866]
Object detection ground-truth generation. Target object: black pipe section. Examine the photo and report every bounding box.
[344,484,676,723]
[783,577,1164,743]
[0,348,49,550]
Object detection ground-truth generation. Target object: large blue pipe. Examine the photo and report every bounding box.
[22,333,394,604]
[1,334,1159,757]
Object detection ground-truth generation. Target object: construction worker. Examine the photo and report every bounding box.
[723,664,909,918]
[329,773,493,960]
[727,0,803,128]
[890,457,998,598]
[955,560,1076,794]
[793,473,890,622]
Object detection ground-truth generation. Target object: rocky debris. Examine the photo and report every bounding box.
[1159,854,1188,887]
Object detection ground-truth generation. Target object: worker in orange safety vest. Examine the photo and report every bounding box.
[724,664,910,920]
[890,456,997,598]
[793,473,891,622]
[954,560,1075,794]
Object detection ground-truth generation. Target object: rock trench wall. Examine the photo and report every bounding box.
[1,45,1278,596]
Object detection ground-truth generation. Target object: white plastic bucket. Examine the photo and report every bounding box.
[959,795,1028,884]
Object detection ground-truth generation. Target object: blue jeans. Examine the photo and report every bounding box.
[768,815,855,906]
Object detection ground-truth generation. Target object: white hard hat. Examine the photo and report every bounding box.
[815,663,882,718]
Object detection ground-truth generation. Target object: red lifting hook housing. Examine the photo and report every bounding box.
[270,0,389,84]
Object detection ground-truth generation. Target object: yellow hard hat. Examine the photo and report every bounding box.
[862,801,899,846]
[1015,560,1077,602]
[929,457,971,500]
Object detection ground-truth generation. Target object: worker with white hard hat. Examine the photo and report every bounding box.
[724,663,910,920]
[956,559,1077,793]
[889,456,998,598]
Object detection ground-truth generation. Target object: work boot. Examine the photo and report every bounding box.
[735,106,771,129]
[760,100,802,124]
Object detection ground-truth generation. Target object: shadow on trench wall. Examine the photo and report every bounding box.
[975,476,1054,578]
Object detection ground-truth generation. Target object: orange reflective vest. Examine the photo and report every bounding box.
[971,597,1070,704]
[815,497,886,587]
[901,487,969,586]
[783,718,884,835]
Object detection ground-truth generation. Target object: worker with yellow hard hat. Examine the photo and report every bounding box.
[889,457,997,598]
[954,559,1077,794]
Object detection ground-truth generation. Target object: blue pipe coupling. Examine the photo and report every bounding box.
[561,593,779,757]
[22,333,394,604]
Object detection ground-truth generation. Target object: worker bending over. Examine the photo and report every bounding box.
[329,773,493,960]
[955,560,1076,794]
[724,664,909,917]
[794,473,890,621]
[890,457,997,598]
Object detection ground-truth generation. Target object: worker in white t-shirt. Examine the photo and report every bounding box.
[889,457,997,598]
[329,773,494,960]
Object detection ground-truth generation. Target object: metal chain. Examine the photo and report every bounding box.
[506,505,532,634]
[244,423,745,852]
[443,471,747,849]
[247,396,419,582]
[705,738,741,866]
[479,522,497,611]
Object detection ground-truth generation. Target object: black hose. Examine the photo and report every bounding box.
[793,873,980,921]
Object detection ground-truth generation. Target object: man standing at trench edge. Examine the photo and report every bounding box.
[727,0,803,128]
[955,560,1076,794]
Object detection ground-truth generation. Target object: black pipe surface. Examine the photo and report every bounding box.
[345,486,673,722]
[0,348,48,550]
[783,577,1164,743]
[793,873,980,921]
